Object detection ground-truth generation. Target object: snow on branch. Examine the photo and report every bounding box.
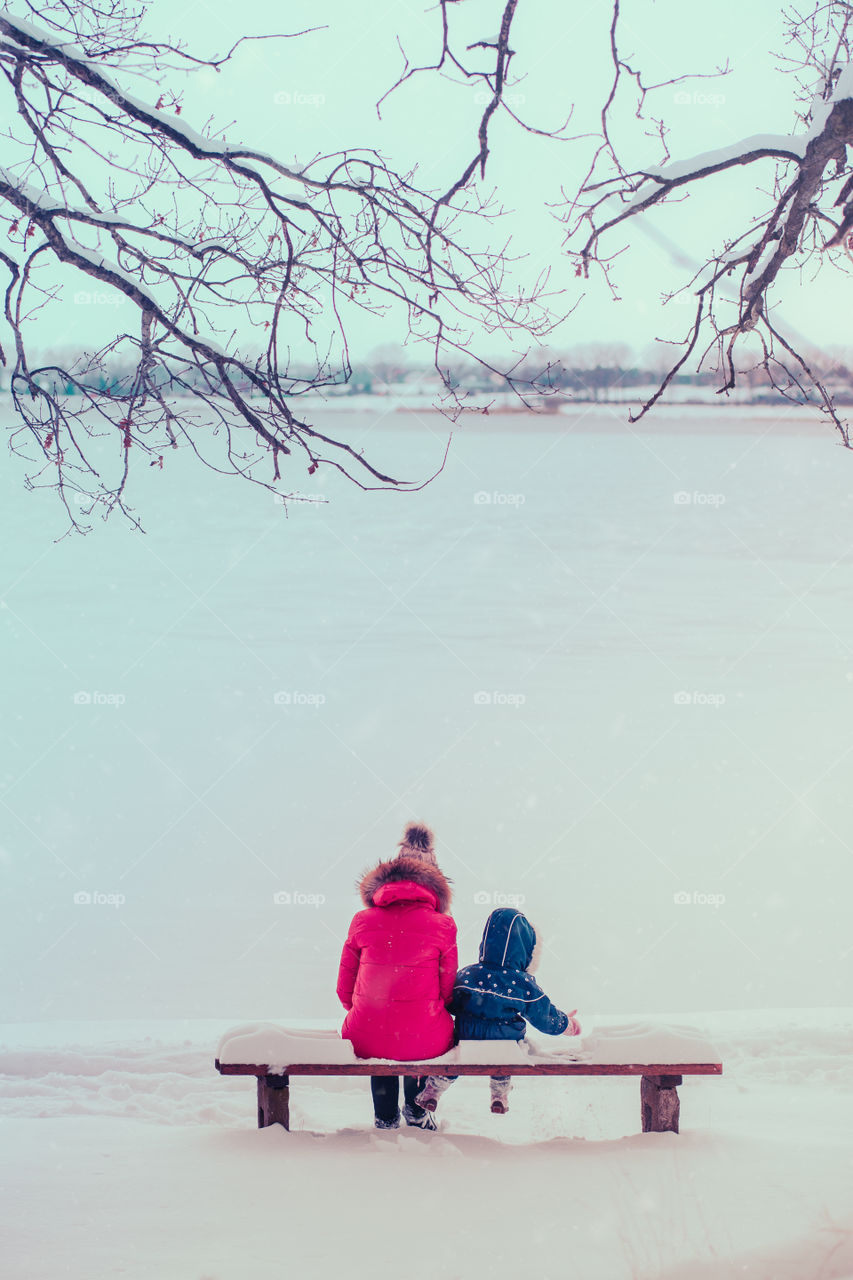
[563,0,853,442]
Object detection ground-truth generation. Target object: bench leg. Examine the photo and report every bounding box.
[257,1073,290,1130]
[641,1074,681,1134]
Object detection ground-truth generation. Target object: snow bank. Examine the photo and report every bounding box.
[528,1019,721,1065]
[216,1022,528,1068]
[217,1023,355,1067]
[216,1018,721,1069]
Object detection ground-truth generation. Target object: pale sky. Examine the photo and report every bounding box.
[21,0,849,362]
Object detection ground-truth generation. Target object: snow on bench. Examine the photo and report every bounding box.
[215,1020,722,1134]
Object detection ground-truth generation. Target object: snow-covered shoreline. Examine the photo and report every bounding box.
[0,389,840,425]
[2,1008,850,1126]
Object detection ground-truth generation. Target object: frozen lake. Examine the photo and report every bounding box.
[2,405,852,1022]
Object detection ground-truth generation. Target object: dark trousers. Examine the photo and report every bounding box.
[370,1074,426,1123]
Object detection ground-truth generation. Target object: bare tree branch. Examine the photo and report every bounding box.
[0,1,563,533]
[562,0,853,443]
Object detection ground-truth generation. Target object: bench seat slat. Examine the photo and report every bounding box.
[215,1059,722,1077]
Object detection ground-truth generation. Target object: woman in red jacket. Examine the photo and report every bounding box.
[337,822,457,1130]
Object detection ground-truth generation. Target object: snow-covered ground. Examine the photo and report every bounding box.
[2,1010,852,1279]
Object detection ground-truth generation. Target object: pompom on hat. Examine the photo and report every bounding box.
[397,821,437,866]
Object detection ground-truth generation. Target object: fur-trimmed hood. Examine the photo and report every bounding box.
[359,856,452,914]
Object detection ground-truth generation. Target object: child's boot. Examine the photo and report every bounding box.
[414,1075,454,1113]
[490,1075,512,1115]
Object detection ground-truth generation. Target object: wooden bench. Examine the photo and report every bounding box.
[215,1058,723,1134]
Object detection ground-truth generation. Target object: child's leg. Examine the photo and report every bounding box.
[490,1075,512,1113]
[370,1075,401,1127]
[414,1075,458,1111]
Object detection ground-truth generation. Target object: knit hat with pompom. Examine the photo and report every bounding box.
[397,821,437,866]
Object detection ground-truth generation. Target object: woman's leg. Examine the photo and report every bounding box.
[402,1075,427,1118]
[371,1075,401,1126]
[402,1076,438,1128]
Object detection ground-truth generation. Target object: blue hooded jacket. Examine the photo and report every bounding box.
[451,908,570,1041]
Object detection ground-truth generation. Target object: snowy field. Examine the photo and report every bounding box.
[2,1011,853,1279]
[2,404,853,1277]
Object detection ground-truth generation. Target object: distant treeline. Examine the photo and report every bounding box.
[6,340,853,405]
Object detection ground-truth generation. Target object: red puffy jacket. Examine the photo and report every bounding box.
[337,857,457,1060]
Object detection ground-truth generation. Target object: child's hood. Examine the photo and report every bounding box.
[478,908,538,971]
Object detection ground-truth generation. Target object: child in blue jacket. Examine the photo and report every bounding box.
[415,907,580,1115]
